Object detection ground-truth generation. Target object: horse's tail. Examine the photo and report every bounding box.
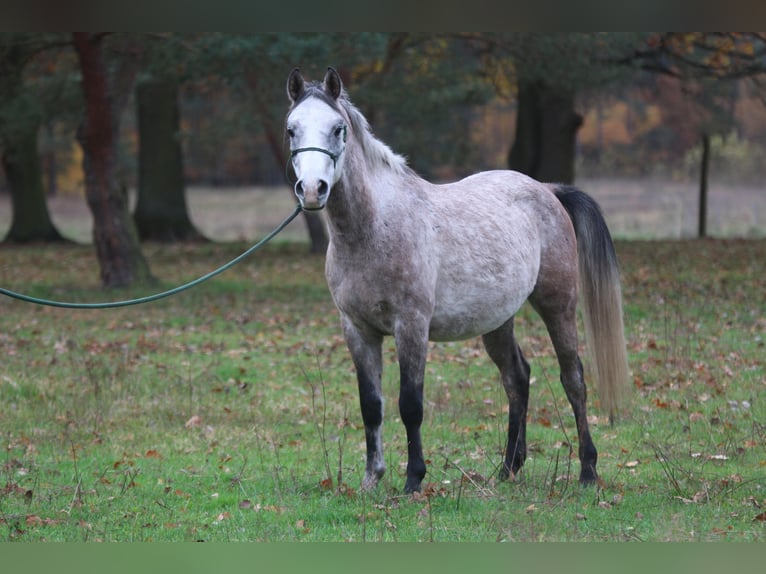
[553,184,629,420]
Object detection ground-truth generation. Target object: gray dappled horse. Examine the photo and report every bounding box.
[286,67,628,493]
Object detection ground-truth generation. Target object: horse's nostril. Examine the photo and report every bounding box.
[294,180,305,198]
[318,180,329,197]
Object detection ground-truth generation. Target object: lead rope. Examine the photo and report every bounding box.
[0,204,303,309]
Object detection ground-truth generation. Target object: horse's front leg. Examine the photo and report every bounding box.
[342,317,386,491]
[394,317,429,493]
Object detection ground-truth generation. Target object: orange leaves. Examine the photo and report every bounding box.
[25,514,62,527]
[656,32,765,77]
[295,519,310,534]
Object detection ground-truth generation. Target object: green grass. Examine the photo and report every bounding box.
[1,238,765,541]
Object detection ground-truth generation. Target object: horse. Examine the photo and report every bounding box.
[285,67,629,494]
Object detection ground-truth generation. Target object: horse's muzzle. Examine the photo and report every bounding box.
[295,179,329,211]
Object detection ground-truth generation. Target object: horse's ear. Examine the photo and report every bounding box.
[287,67,304,103]
[323,67,343,100]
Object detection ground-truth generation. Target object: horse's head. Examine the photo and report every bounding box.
[286,67,348,211]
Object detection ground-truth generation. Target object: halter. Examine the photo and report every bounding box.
[290,123,347,167]
[286,121,347,184]
[290,146,340,168]
[286,146,340,186]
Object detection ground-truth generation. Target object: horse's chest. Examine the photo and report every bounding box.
[329,277,396,334]
[326,253,432,335]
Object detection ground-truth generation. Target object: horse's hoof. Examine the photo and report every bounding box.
[361,473,383,492]
[498,462,520,482]
[403,477,422,494]
[578,467,599,486]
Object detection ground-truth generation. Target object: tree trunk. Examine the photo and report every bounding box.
[0,42,65,243]
[73,32,154,288]
[2,116,66,243]
[507,81,541,178]
[508,79,583,184]
[44,121,57,197]
[698,132,710,239]
[134,77,204,241]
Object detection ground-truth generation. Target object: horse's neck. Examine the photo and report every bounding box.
[325,152,386,244]
[326,174,375,244]
[326,131,419,247]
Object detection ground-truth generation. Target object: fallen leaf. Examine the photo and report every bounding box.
[692,491,708,503]
[185,415,202,428]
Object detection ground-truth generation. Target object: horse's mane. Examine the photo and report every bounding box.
[337,94,411,177]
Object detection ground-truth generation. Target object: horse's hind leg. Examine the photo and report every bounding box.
[482,318,531,481]
[342,317,386,491]
[530,293,599,485]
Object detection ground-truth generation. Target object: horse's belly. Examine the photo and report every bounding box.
[428,284,533,341]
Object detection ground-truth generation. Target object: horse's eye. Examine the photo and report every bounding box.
[334,125,346,140]
[286,128,295,139]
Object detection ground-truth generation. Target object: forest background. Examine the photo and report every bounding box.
[1,32,766,287]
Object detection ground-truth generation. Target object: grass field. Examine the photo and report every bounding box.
[0,185,765,541]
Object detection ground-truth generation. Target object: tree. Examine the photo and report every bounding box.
[132,33,205,242]
[506,74,582,183]
[134,75,203,241]
[625,33,766,237]
[460,33,648,184]
[0,33,69,243]
[72,32,154,288]
[353,34,494,179]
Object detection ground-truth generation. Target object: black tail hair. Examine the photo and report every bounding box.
[553,184,629,419]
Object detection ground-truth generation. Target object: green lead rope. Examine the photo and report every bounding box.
[0,205,303,309]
